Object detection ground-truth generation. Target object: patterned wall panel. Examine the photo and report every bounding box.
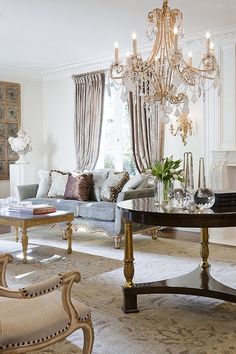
[0,81,21,180]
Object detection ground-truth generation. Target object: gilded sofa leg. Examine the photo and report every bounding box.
[113,236,121,249]
[82,321,94,354]
[151,228,158,240]
[15,227,19,242]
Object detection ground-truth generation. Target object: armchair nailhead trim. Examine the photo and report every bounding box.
[21,276,63,298]
[79,312,91,321]
[1,324,70,350]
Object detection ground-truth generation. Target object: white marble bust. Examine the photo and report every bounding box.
[8,127,32,164]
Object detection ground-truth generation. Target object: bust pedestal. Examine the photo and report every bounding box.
[10,163,35,198]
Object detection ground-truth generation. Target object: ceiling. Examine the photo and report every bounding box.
[0,0,235,76]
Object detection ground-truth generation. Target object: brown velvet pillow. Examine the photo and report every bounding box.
[64,173,93,201]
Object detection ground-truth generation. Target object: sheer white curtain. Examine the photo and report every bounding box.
[73,70,105,171]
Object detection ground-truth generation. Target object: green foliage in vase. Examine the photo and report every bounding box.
[150,156,185,183]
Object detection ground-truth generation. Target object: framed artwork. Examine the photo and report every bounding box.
[0,81,21,180]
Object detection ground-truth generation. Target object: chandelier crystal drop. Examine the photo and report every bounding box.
[109,0,220,122]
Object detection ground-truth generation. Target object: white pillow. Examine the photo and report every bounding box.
[122,174,148,192]
[90,169,111,201]
[47,170,69,198]
[100,171,130,202]
[36,170,51,198]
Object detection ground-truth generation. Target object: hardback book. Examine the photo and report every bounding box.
[8,204,57,215]
[214,191,236,207]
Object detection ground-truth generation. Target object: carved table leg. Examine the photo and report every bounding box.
[21,227,28,264]
[15,227,19,242]
[200,227,209,268]
[123,220,134,287]
[66,222,72,254]
[123,220,138,312]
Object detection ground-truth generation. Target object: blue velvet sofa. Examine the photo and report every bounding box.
[16,170,155,248]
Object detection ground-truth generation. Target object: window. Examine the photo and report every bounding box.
[96,86,137,175]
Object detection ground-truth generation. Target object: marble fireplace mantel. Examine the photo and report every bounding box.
[210,150,236,191]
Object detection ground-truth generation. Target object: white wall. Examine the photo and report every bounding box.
[42,76,75,170]
[164,99,203,188]
[0,74,42,198]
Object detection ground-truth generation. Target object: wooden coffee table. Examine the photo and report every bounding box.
[118,197,236,313]
[0,210,74,263]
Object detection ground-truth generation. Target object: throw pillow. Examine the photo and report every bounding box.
[47,170,70,198]
[90,169,111,201]
[100,171,130,202]
[36,170,51,198]
[122,174,149,192]
[64,173,93,201]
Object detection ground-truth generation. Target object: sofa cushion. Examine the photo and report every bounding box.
[64,173,93,201]
[36,170,51,198]
[47,170,70,198]
[100,171,130,202]
[26,197,81,217]
[90,169,111,202]
[78,201,116,221]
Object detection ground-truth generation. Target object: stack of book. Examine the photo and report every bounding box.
[8,204,57,215]
[214,191,236,207]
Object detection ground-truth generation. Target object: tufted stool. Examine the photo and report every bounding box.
[0,254,94,353]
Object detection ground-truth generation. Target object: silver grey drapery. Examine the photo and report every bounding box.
[128,92,164,173]
[73,71,105,171]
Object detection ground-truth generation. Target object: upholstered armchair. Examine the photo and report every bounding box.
[0,254,94,353]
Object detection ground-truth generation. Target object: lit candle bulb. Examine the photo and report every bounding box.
[114,41,119,64]
[174,27,178,52]
[210,41,214,51]
[132,32,138,56]
[206,31,210,54]
[188,52,192,66]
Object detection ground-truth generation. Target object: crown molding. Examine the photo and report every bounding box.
[40,24,236,80]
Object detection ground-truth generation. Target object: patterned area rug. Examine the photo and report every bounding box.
[1,227,236,354]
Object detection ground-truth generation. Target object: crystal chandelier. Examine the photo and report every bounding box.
[109,0,220,123]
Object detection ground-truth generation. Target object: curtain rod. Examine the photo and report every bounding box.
[72,68,108,79]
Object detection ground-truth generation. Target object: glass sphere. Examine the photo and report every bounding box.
[169,188,185,209]
[194,188,215,209]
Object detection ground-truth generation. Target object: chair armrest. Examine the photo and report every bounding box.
[0,254,13,287]
[16,183,39,201]
[0,271,81,321]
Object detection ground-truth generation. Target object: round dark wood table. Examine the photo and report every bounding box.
[117,197,236,313]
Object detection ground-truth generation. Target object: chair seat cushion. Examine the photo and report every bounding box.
[0,291,91,350]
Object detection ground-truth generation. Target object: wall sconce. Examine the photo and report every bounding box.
[169,113,193,145]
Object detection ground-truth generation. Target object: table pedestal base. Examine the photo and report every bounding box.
[122,265,236,313]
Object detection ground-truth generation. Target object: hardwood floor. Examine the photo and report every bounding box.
[155,227,200,243]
